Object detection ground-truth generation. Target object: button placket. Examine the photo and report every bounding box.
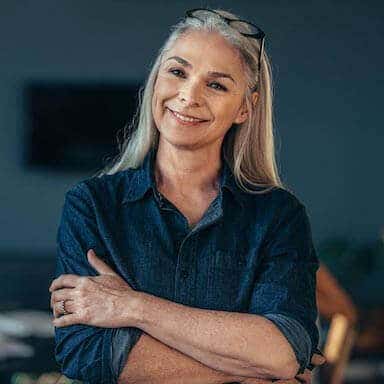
[174,236,197,304]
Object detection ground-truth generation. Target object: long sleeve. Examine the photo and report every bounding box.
[54,182,143,384]
[111,328,143,380]
[263,313,312,374]
[248,200,319,374]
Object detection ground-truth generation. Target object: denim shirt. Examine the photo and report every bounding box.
[54,148,319,383]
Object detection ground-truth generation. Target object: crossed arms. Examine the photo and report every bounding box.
[52,185,323,384]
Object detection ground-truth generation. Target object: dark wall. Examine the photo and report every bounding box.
[0,0,383,257]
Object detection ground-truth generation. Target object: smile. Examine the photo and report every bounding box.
[167,108,209,125]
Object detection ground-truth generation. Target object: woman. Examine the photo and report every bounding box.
[49,8,325,384]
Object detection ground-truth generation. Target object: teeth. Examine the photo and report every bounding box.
[171,109,204,123]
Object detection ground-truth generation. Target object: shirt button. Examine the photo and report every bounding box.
[181,270,189,279]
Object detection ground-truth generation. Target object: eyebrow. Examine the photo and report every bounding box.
[165,56,236,84]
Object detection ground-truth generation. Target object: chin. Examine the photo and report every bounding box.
[158,131,204,150]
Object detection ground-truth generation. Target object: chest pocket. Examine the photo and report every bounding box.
[207,249,248,311]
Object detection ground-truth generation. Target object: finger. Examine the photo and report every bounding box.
[49,274,82,292]
[87,249,117,276]
[53,301,62,318]
[53,299,74,318]
[311,352,326,366]
[52,313,79,327]
[53,301,61,318]
[52,302,57,318]
[295,370,311,384]
[50,288,74,308]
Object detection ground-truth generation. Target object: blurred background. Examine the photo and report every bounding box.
[0,1,383,383]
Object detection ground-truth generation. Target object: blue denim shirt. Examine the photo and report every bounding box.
[54,148,319,383]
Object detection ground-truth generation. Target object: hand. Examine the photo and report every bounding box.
[293,352,326,384]
[49,249,140,328]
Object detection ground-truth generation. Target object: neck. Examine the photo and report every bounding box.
[154,139,222,197]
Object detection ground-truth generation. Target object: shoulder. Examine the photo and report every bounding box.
[241,185,305,214]
[64,168,139,208]
[236,185,312,235]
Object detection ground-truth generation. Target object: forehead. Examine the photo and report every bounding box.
[165,30,245,77]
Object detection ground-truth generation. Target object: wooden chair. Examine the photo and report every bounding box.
[320,313,356,384]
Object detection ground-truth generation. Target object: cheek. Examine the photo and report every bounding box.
[152,83,165,114]
[212,100,240,123]
[151,88,162,129]
[153,83,169,112]
[151,94,158,124]
[152,86,171,128]
[155,75,178,97]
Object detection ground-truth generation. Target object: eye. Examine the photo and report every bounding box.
[208,82,228,92]
[167,68,228,92]
[168,68,186,78]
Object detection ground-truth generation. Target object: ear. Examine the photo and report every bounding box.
[233,92,259,124]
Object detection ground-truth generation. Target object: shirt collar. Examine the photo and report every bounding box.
[122,147,156,204]
[122,147,245,207]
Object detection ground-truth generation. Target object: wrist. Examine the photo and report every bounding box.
[127,290,148,328]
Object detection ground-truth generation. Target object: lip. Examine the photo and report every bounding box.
[166,107,209,126]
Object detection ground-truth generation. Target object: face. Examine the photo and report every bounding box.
[152,30,252,151]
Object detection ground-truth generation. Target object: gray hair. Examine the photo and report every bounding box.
[97,9,284,194]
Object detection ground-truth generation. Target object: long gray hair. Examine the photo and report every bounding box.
[97,9,284,194]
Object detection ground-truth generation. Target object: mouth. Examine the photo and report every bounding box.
[166,108,209,126]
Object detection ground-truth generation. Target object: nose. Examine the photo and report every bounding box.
[178,80,203,107]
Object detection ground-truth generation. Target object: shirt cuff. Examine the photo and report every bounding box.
[263,313,312,375]
[111,327,143,383]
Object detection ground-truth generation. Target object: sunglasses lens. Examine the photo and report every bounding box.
[230,21,263,37]
[188,10,264,39]
[189,10,217,20]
